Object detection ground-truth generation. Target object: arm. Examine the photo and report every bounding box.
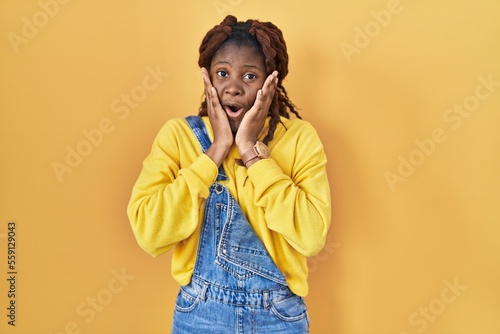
[248,122,331,257]
[127,120,218,257]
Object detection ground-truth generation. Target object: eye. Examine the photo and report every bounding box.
[244,73,257,80]
[216,70,228,78]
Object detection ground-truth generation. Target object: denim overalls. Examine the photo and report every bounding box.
[171,116,309,334]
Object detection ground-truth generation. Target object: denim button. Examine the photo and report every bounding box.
[215,184,223,194]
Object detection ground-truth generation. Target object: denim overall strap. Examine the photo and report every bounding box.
[185,116,211,153]
[185,116,227,181]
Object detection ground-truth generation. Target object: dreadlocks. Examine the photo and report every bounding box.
[198,15,301,145]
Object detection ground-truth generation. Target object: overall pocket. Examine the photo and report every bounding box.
[270,294,309,322]
[174,284,200,313]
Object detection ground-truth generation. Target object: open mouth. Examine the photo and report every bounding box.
[227,105,240,112]
[223,103,244,117]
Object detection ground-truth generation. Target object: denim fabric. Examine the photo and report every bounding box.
[171,117,309,333]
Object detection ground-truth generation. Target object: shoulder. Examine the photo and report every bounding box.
[267,117,327,173]
[150,116,211,157]
[156,117,192,136]
[272,117,326,158]
[274,117,322,142]
[155,116,212,140]
[280,116,317,130]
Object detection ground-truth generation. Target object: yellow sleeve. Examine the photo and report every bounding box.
[127,119,218,257]
[247,121,331,257]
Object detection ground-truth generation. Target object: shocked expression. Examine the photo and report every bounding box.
[209,44,267,133]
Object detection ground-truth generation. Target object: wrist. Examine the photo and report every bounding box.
[244,156,261,168]
[235,141,271,167]
[205,143,230,167]
[237,142,255,157]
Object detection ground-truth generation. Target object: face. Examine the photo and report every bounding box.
[209,44,267,133]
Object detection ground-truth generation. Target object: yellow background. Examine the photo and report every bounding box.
[1,0,499,333]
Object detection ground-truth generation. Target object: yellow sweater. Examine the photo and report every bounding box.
[127,116,331,296]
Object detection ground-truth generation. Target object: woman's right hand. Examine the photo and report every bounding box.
[201,67,233,166]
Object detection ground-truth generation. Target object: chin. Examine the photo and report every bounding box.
[229,123,240,134]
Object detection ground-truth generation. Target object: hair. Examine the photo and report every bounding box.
[198,15,301,144]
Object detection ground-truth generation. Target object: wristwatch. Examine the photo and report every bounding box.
[236,142,271,167]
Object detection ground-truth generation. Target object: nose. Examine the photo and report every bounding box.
[224,77,242,96]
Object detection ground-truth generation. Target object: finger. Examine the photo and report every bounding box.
[202,67,212,83]
[201,68,226,120]
[205,87,224,121]
[201,68,212,96]
[201,68,222,114]
[245,90,267,122]
[260,71,279,100]
[264,71,279,90]
[255,72,278,109]
[209,87,222,110]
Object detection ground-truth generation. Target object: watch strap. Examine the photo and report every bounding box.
[235,147,258,167]
[235,142,270,167]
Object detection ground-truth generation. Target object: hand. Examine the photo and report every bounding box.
[201,67,233,166]
[235,71,279,154]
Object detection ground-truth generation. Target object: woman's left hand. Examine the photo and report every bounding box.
[235,71,279,152]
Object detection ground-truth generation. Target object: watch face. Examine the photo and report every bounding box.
[255,142,271,158]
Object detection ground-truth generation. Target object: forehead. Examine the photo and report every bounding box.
[211,44,265,70]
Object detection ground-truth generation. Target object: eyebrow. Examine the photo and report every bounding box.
[213,61,262,69]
